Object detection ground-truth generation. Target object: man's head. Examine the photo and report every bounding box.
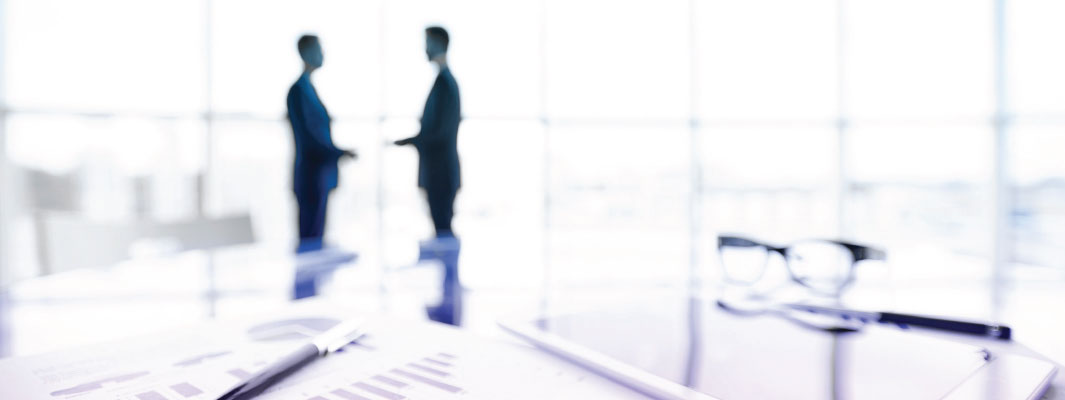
[298,34,324,70]
[425,26,449,62]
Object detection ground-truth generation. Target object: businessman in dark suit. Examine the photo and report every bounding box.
[395,26,462,238]
[287,35,355,248]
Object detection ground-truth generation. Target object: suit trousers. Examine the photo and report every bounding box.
[425,186,457,236]
[296,189,329,241]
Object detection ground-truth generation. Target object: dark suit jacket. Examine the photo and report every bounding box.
[412,67,462,193]
[287,72,344,195]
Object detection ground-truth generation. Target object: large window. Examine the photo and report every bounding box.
[6,0,206,114]
[1006,0,1065,271]
[2,0,1064,287]
[696,0,838,121]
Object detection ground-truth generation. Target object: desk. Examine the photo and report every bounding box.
[1,247,1063,399]
[538,283,1065,399]
[848,282,1065,400]
[0,244,360,357]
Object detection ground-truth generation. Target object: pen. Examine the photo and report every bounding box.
[784,303,1012,340]
[217,319,367,400]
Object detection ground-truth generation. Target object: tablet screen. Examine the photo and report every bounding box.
[533,296,990,399]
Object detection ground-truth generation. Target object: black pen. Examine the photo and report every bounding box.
[784,303,1012,340]
[217,319,367,400]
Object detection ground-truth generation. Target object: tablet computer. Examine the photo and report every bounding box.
[500,295,1057,399]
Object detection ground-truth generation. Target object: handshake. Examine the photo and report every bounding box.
[340,135,418,162]
[341,135,417,161]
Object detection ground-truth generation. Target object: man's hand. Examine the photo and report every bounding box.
[342,149,358,160]
[394,137,415,146]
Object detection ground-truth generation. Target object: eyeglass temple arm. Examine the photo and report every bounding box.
[717,236,765,248]
[845,243,887,262]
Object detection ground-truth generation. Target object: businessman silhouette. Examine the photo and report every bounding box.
[287,35,355,248]
[395,26,462,238]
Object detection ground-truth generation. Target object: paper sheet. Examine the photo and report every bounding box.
[0,301,644,399]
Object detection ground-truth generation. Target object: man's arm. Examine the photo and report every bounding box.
[394,77,449,148]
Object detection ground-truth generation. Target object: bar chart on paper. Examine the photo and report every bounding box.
[253,333,626,400]
[289,352,467,400]
[125,348,472,400]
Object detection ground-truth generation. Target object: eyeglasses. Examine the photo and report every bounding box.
[717,235,886,295]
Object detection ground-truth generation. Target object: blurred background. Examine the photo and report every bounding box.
[1,0,1064,342]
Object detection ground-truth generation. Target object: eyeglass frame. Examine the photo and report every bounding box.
[716,235,887,294]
